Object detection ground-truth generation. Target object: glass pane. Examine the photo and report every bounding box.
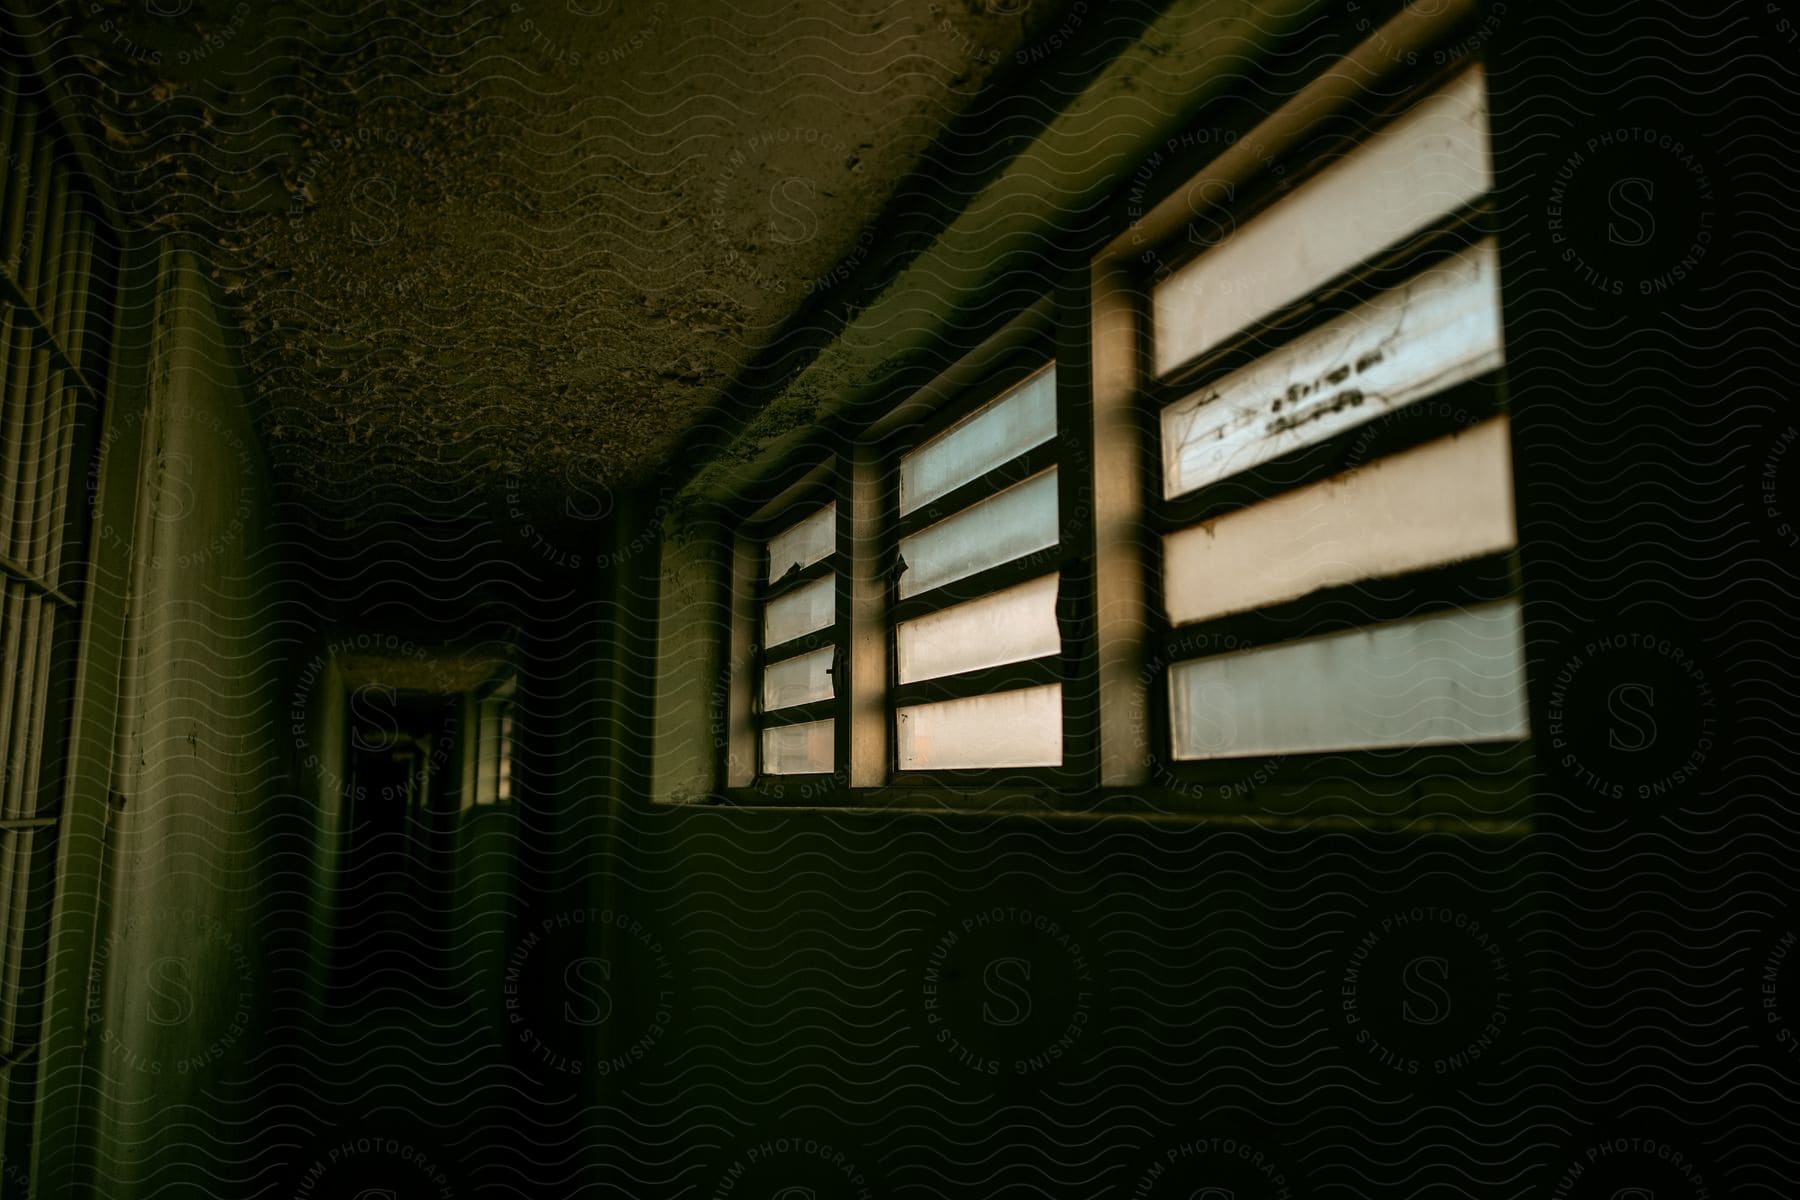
[766,502,835,583]
[1169,600,1528,760]
[496,713,513,803]
[896,574,1060,684]
[896,684,1062,770]
[898,469,1058,599]
[900,365,1057,515]
[1162,236,1503,498]
[1153,65,1491,375]
[763,574,835,647]
[762,646,834,711]
[763,719,833,775]
[1163,417,1516,626]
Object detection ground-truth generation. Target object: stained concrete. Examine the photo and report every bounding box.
[668,0,1328,523]
[39,0,1084,513]
[82,247,292,1197]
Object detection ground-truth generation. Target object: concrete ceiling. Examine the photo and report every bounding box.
[41,0,1086,518]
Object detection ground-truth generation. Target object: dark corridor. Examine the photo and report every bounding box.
[335,689,460,994]
[0,1,1797,1198]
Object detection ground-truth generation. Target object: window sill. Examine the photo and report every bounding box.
[702,777,1534,835]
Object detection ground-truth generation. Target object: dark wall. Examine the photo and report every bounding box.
[530,3,1800,1199]
[33,1,1790,1197]
[567,808,1543,1198]
[74,246,300,1198]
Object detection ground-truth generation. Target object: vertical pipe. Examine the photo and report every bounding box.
[1,597,44,821]
[0,64,19,234]
[0,829,19,1056]
[64,214,95,368]
[0,588,20,794]
[13,342,50,573]
[42,380,77,589]
[18,152,59,306]
[0,320,30,556]
[18,603,55,817]
[0,103,37,277]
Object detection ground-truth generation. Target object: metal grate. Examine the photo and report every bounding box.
[0,50,117,1181]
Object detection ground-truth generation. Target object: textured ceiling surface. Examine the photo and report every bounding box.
[39,0,1075,516]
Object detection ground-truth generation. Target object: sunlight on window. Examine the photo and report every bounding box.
[1152,64,1492,375]
[897,685,1063,771]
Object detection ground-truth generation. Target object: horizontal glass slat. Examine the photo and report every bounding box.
[898,469,1058,599]
[1163,416,1516,626]
[896,573,1060,684]
[762,718,834,775]
[762,646,834,712]
[896,683,1062,771]
[900,365,1056,516]
[763,574,835,648]
[766,502,835,584]
[1153,63,1491,377]
[1162,235,1504,499]
[1169,600,1528,761]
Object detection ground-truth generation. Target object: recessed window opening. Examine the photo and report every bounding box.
[889,364,1065,774]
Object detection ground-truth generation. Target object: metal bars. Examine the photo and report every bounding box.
[0,52,114,1167]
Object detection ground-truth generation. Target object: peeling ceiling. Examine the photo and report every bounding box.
[39,0,1083,517]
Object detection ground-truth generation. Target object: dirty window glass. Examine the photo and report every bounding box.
[762,646,834,712]
[897,575,1060,684]
[762,719,834,775]
[900,366,1057,515]
[898,469,1058,600]
[1161,236,1503,499]
[1163,417,1516,626]
[763,575,835,648]
[759,493,840,775]
[1169,601,1528,760]
[766,503,835,583]
[1152,64,1492,376]
[890,361,1064,773]
[897,685,1063,771]
[1150,66,1526,770]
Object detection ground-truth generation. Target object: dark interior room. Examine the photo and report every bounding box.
[0,0,1793,1196]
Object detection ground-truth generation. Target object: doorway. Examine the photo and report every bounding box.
[333,687,463,998]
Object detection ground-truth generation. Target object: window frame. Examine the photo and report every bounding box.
[877,345,1082,789]
[469,674,518,808]
[1133,56,1533,803]
[744,460,850,787]
[709,0,1533,824]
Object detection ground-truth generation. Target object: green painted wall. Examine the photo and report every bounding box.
[78,247,297,1198]
[610,511,1548,1194]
